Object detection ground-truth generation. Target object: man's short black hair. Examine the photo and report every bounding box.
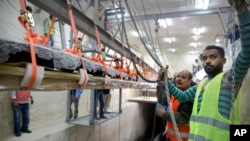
[204,45,225,58]
[78,37,82,41]
[49,14,53,20]
[26,6,33,12]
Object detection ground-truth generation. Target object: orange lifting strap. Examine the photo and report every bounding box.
[107,43,131,79]
[106,42,123,78]
[43,16,56,46]
[86,24,108,74]
[124,60,137,80]
[18,0,37,90]
[108,41,117,67]
[63,0,82,57]
[64,0,87,87]
[18,1,47,45]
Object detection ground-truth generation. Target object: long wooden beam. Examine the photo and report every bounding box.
[0,64,156,91]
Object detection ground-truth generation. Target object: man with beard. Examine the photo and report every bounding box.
[158,1,250,140]
[155,70,195,141]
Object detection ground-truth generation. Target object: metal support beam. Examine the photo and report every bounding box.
[66,90,71,122]
[108,6,232,23]
[89,89,95,125]
[119,88,122,113]
[59,20,66,49]
[28,0,155,72]
[217,8,227,34]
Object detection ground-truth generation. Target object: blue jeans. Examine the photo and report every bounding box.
[12,103,30,134]
[94,89,104,118]
[70,90,80,118]
[48,35,54,47]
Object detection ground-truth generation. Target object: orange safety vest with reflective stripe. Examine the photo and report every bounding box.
[166,96,189,141]
[16,91,30,102]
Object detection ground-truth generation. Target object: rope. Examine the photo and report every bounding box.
[94,25,108,75]
[66,0,88,88]
[163,71,182,141]
[230,3,236,124]
[228,0,247,124]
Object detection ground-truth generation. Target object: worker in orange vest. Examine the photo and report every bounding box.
[10,91,34,137]
[155,70,196,141]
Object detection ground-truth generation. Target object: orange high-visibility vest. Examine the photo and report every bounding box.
[16,91,30,102]
[166,96,189,141]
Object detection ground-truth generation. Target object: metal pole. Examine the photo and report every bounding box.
[89,89,95,125]
[59,20,66,49]
[66,90,71,122]
[119,88,122,113]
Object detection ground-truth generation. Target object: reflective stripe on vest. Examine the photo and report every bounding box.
[167,128,189,138]
[190,115,229,130]
[166,96,190,141]
[16,91,30,102]
[188,134,208,141]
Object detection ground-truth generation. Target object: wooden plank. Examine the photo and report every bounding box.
[128,96,157,104]
[0,64,156,91]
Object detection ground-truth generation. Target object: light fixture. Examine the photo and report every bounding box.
[131,30,145,37]
[169,49,176,52]
[202,0,210,9]
[215,38,220,43]
[164,37,175,44]
[194,0,210,10]
[193,27,205,35]
[117,14,121,18]
[191,42,198,48]
[193,35,200,41]
[158,18,172,29]
[158,19,167,29]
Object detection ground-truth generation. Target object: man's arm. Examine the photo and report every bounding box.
[157,68,197,103]
[30,96,34,105]
[10,91,18,107]
[168,81,197,102]
[227,1,250,91]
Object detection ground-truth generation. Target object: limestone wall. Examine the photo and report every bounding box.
[0,89,152,141]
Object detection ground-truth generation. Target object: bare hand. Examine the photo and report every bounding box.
[30,97,34,105]
[155,106,165,118]
[157,68,168,81]
[13,101,19,108]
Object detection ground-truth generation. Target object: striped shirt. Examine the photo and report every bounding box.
[168,11,250,119]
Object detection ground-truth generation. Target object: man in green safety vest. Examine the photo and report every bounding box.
[158,0,250,140]
[44,14,55,48]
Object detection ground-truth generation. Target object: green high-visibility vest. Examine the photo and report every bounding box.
[189,72,241,141]
[44,17,55,35]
